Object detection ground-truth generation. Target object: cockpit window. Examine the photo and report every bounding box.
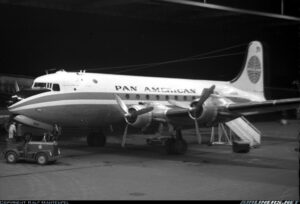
[33,82,47,88]
[52,84,60,91]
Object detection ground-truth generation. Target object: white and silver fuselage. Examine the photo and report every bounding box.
[8,70,262,128]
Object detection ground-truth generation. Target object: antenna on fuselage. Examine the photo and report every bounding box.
[77,70,86,75]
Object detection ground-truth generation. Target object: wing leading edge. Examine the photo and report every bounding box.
[164,97,300,125]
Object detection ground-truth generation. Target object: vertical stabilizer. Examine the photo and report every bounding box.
[231,41,265,100]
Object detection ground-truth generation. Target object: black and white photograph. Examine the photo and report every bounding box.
[0,0,299,201]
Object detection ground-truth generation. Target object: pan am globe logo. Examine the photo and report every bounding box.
[247,55,261,84]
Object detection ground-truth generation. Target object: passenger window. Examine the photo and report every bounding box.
[125,94,130,99]
[52,84,60,91]
[146,95,150,100]
[183,96,187,101]
[156,95,160,100]
[174,96,178,100]
[136,94,140,99]
[165,95,169,100]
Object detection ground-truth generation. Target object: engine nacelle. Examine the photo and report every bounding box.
[188,105,218,125]
[125,105,153,129]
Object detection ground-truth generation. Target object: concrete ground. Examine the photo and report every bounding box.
[0,120,299,200]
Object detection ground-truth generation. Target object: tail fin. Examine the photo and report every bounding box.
[231,41,265,100]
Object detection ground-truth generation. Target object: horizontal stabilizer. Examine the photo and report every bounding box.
[225,116,261,147]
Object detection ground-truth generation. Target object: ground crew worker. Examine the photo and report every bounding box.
[52,124,61,141]
[8,122,17,143]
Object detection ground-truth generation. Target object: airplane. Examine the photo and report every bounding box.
[6,41,300,154]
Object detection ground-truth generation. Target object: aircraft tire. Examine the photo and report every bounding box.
[87,132,106,147]
[165,138,187,155]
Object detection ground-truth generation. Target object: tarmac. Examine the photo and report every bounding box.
[0,120,299,200]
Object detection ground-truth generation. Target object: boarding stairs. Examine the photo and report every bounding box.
[210,116,261,147]
[225,116,261,147]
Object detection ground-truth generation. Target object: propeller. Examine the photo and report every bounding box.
[6,81,21,105]
[193,85,216,144]
[14,81,20,92]
[194,85,215,116]
[169,85,216,144]
[114,94,153,147]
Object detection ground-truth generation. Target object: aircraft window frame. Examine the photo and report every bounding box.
[125,94,130,99]
[183,96,187,101]
[165,95,169,100]
[33,82,47,89]
[46,83,52,89]
[174,95,178,100]
[52,84,60,91]
[192,96,196,100]
[146,95,150,100]
[136,94,140,100]
[156,95,160,100]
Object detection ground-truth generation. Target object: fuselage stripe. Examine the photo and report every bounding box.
[10,99,173,112]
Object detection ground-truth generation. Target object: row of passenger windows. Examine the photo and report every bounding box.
[123,94,196,101]
[33,82,60,91]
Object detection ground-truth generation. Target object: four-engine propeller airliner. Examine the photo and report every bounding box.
[7,41,300,154]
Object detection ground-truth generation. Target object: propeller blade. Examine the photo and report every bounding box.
[114,94,129,115]
[168,100,190,109]
[195,85,215,113]
[14,81,20,93]
[197,85,215,107]
[121,124,128,147]
[194,119,202,144]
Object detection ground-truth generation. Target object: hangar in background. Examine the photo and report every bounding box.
[0,0,299,99]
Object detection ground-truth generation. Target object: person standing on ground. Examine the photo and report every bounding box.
[8,121,17,143]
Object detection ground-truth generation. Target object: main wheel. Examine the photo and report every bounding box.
[87,132,106,147]
[165,138,188,155]
[6,151,18,163]
[36,153,48,165]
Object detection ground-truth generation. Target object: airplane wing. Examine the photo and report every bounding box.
[162,96,300,146]
[225,98,300,116]
[165,97,300,120]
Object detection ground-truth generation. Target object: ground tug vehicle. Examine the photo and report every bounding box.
[3,139,60,165]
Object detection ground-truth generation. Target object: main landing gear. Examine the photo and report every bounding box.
[87,131,106,147]
[165,129,187,155]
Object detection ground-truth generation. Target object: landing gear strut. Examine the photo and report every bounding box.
[87,131,106,147]
[165,129,187,155]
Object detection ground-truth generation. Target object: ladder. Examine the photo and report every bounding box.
[225,116,261,147]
